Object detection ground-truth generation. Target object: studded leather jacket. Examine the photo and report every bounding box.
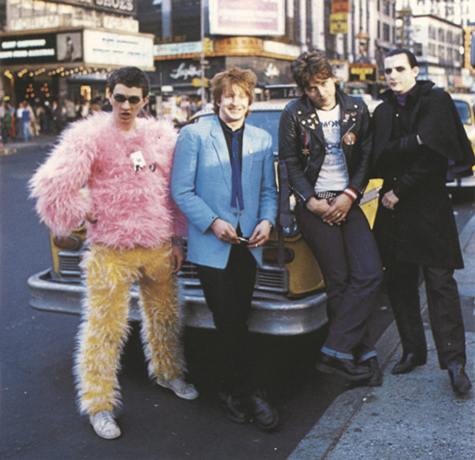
[278,90,372,204]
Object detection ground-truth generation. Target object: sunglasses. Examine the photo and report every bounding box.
[113,94,142,104]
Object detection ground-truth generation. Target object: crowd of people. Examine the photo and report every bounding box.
[29,48,473,441]
[0,96,113,144]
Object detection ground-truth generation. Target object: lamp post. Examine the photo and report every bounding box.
[200,0,206,108]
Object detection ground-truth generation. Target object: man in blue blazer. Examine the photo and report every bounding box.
[171,66,278,431]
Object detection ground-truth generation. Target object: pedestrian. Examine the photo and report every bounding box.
[15,102,24,140]
[171,66,279,431]
[4,102,15,141]
[0,100,4,140]
[278,50,383,385]
[371,49,473,395]
[51,100,61,133]
[30,66,198,440]
[21,102,31,142]
[27,102,40,137]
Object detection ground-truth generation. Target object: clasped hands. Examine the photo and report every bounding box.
[306,194,352,226]
[211,218,272,247]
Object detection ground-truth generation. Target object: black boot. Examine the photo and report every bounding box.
[391,352,426,375]
[249,390,280,431]
[447,362,472,395]
[316,354,373,381]
[347,357,383,388]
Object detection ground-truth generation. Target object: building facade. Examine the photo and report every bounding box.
[0,0,154,105]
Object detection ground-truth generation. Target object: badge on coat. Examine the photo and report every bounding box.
[130,151,146,171]
[343,132,356,145]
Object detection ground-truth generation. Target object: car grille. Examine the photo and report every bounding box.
[58,251,82,277]
[56,249,289,295]
[256,266,289,293]
[179,260,288,294]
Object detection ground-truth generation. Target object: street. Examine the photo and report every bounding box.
[0,145,473,460]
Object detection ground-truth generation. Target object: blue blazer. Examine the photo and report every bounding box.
[171,116,278,269]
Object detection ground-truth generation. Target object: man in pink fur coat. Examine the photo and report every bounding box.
[30,67,198,440]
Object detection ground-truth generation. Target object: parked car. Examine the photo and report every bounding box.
[28,100,382,336]
[447,93,475,187]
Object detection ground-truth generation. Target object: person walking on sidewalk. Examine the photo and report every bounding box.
[279,50,383,385]
[30,66,198,440]
[21,102,31,142]
[371,48,473,395]
[171,66,279,431]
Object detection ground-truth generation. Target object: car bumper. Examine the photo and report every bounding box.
[28,269,328,336]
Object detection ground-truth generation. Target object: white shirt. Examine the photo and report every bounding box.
[314,104,349,193]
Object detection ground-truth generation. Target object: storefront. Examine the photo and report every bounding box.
[0,27,154,106]
[152,37,300,101]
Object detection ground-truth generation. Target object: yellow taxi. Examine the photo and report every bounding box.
[28,100,382,335]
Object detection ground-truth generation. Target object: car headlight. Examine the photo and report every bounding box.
[53,235,83,251]
[262,247,294,265]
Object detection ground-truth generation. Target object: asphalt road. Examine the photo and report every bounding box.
[0,146,473,460]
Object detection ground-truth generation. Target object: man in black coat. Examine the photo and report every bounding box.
[279,50,383,385]
[372,48,473,395]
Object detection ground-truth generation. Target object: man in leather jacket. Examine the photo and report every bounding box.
[279,50,383,385]
[372,48,473,395]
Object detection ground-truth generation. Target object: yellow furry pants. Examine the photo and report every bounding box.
[74,243,184,416]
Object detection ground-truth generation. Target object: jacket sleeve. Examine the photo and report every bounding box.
[347,103,373,194]
[170,125,221,233]
[278,105,315,202]
[393,145,445,198]
[29,122,95,235]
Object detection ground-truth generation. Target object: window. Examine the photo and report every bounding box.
[383,23,390,42]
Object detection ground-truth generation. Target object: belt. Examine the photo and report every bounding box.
[315,191,342,202]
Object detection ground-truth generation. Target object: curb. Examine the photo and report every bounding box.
[288,212,475,460]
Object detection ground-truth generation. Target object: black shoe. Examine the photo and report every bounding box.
[315,354,373,381]
[391,352,426,375]
[352,357,383,387]
[218,391,252,424]
[447,362,472,395]
[249,390,280,431]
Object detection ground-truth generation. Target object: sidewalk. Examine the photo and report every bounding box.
[289,213,475,460]
[0,133,57,156]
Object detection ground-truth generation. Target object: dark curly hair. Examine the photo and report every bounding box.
[107,67,150,98]
[291,50,334,93]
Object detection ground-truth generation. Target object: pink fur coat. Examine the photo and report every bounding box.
[30,112,186,249]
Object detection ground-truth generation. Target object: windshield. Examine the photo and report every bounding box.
[192,110,282,154]
[453,100,472,125]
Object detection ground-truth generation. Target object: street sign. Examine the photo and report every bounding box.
[330,13,348,35]
[332,0,349,14]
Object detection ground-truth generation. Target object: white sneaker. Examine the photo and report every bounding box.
[157,377,199,400]
[89,411,121,440]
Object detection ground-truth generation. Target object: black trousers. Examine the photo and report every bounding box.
[386,259,467,369]
[196,244,257,393]
[295,203,383,361]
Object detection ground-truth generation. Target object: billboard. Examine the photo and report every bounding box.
[0,33,58,65]
[210,0,284,36]
[83,30,154,69]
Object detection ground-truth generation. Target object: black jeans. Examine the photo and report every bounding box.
[386,259,467,369]
[196,244,257,393]
[295,203,383,361]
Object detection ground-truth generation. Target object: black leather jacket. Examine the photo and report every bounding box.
[278,90,372,204]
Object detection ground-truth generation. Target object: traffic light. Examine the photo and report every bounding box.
[471,33,475,68]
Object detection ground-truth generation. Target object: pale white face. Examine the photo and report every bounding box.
[304,75,337,110]
[217,84,250,128]
[384,53,419,94]
[109,83,148,130]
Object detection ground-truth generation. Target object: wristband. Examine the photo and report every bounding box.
[342,188,358,202]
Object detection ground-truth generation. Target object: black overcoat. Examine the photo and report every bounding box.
[371,81,474,270]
